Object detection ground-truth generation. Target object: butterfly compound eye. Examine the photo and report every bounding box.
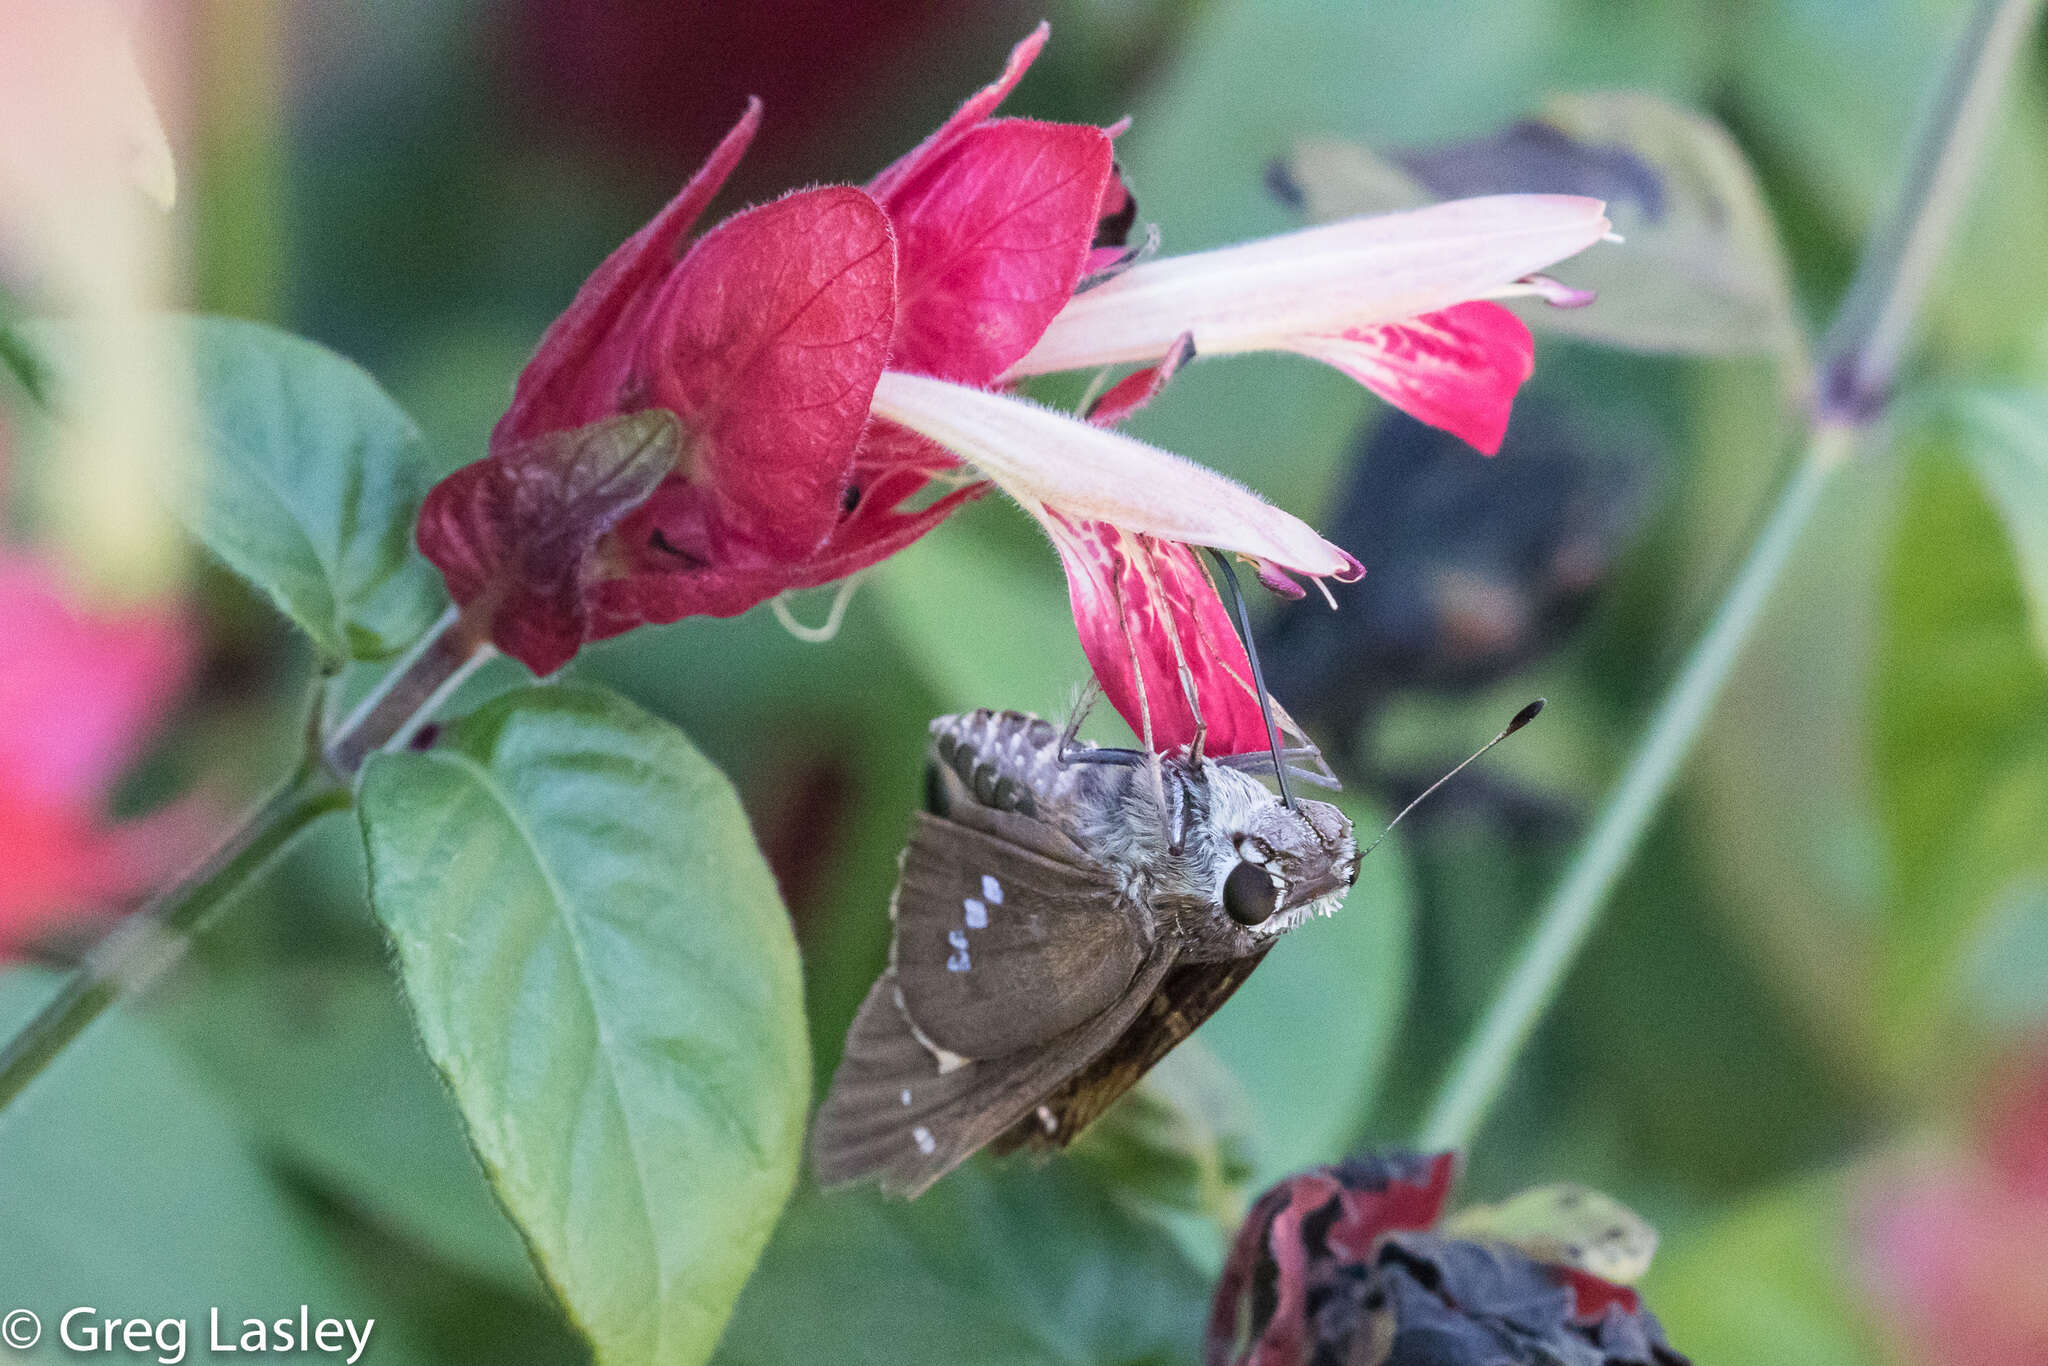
[1223,860,1279,926]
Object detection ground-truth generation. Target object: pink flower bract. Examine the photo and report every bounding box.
[0,553,201,952]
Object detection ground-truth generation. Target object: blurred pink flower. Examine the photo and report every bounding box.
[0,549,201,955]
[1858,1051,2048,1365]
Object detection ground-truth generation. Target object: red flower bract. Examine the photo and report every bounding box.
[420,23,1119,675]
[1208,1152,1688,1366]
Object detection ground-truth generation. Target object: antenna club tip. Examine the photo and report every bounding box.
[1507,698,1545,734]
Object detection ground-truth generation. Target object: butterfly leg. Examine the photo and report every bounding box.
[1056,679,1101,765]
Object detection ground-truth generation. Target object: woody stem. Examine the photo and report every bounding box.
[1416,0,2040,1155]
[0,610,491,1114]
[1417,424,1854,1152]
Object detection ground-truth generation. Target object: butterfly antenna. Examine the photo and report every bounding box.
[1360,699,1545,858]
[1206,549,1294,810]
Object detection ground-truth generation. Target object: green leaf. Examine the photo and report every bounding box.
[873,501,1092,726]
[0,970,425,1364]
[0,296,53,403]
[1945,388,2048,666]
[183,317,444,658]
[1957,876,2048,1035]
[358,686,810,1366]
[1874,435,2048,1079]
[1283,92,1805,359]
[1068,1038,1259,1231]
[715,1162,1210,1366]
[1642,1175,1884,1366]
[22,314,443,659]
[1202,788,1413,1188]
[154,964,539,1294]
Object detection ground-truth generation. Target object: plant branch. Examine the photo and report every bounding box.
[0,610,491,1115]
[1418,0,2040,1154]
[0,766,345,1112]
[1820,0,2042,419]
[1418,423,1853,1152]
[324,606,496,777]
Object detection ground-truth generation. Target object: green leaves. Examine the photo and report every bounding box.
[358,687,810,1366]
[179,317,444,659]
[156,965,538,1293]
[21,315,443,660]
[716,1162,1211,1366]
[1873,420,2048,1076]
[1644,1175,1881,1366]
[1945,389,2048,664]
[1521,94,1802,358]
[0,971,420,1363]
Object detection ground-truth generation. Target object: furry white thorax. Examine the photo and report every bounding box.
[1068,754,1355,939]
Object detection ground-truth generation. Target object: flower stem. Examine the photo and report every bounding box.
[1820,0,2042,418]
[0,611,490,1115]
[1417,423,1854,1152]
[0,767,345,1112]
[325,606,496,777]
[1417,0,2040,1154]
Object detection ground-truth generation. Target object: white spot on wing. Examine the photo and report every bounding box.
[900,1088,912,1106]
[963,897,988,929]
[913,1125,937,1155]
[946,929,971,972]
[899,984,972,1072]
[982,875,1004,904]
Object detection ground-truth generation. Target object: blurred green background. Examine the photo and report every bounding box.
[7,0,2048,1362]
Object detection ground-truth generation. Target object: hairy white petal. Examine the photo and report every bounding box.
[870,371,1352,577]
[1007,194,1611,376]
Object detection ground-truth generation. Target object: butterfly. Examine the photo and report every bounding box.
[811,705,1359,1197]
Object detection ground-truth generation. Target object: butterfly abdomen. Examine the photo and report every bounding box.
[929,709,1068,816]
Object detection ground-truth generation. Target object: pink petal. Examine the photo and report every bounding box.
[0,794,126,947]
[1859,1165,2048,1366]
[633,184,897,561]
[1046,515,1273,756]
[1289,301,1533,455]
[1085,332,1195,427]
[1011,193,1607,378]
[870,371,1359,583]
[1555,1268,1643,1322]
[1207,1156,1457,1366]
[0,552,190,809]
[1323,1151,1459,1261]
[593,465,985,630]
[494,99,761,447]
[881,119,1113,384]
[867,22,1048,201]
[0,549,204,953]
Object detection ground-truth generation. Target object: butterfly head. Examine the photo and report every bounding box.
[1178,765,1358,950]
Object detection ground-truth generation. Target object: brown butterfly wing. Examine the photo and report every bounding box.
[812,950,1178,1197]
[990,948,1273,1155]
[814,790,1171,1198]
[891,811,1149,1060]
